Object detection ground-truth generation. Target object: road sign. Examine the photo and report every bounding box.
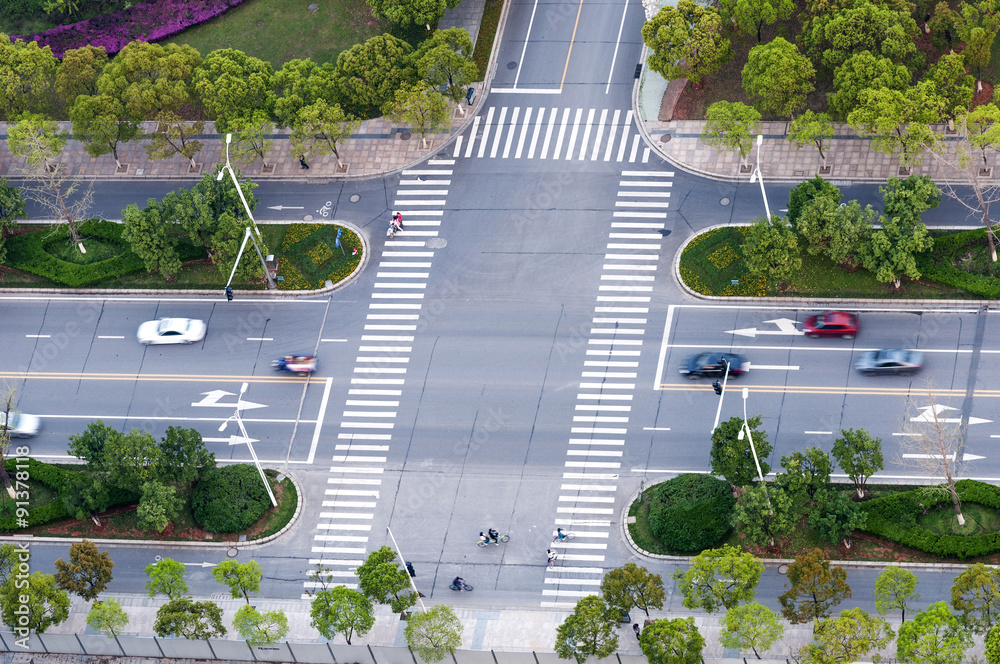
[192,390,266,410]
[725,318,804,338]
[910,404,992,426]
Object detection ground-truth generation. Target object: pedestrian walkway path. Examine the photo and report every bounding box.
[453,107,653,163]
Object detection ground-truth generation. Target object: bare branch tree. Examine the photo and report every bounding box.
[896,386,967,526]
[17,164,94,251]
[0,381,20,499]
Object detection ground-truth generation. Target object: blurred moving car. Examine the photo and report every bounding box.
[0,412,40,438]
[679,352,748,379]
[803,311,860,339]
[855,349,924,376]
[136,318,207,345]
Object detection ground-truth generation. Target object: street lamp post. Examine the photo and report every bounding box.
[218,382,278,507]
[710,358,732,433]
[386,526,427,613]
[739,387,767,484]
[217,134,276,291]
[749,134,772,220]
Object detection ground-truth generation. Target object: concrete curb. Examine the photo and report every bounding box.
[0,467,304,550]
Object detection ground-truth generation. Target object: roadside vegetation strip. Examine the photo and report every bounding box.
[472,0,504,82]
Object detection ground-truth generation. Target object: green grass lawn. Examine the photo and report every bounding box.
[919,502,1000,536]
[680,226,973,299]
[166,0,389,67]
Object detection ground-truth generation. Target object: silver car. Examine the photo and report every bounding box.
[136,318,207,345]
[0,413,41,438]
[855,349,924,376]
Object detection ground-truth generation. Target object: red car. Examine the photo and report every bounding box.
[803,311,859,339]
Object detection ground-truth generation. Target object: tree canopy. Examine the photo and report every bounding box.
[642,0,732,86]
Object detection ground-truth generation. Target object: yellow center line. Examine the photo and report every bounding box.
[0,371,308,384]
[560,0,586,91]
[657,383,993,397]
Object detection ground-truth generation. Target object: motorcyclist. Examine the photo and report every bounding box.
[391,212,403,230]
[478,532,489,545]
[488,528,500,544]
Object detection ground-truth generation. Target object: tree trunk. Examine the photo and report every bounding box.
[332,145,344,170]
[950,482,966,525]
[112,145,122,170]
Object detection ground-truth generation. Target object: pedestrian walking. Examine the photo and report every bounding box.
[299,154,310,169]
[632,623,641,638]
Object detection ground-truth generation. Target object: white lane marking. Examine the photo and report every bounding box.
[26,334,50,338]
[606,0,630,94]
[578,108,594,160]
[490,87,561,94]
[591,109,608,160]
[513,0,541,90]
[604,109,620,161]
[747,364,800,371]
[565,108,583,160]
[540,107,558,158]
[490,106,508,158]
[399,179,451,185]
[503,106,519,159]
[643,148,650,163]
[612,211,668,218]
[629,134,640,162]
[453,134,462,157]
[805,431,833,435]
[552,108,571,159]
[528,107,545,158]
[247,337,273,341]
[642,427,671,431]
[98,335,125,339]
[616,110,633,161]
[478,106,495,158]
[307,377,334,465]
[401,169,452,175]
[464,115,481,158]
[515,107,532,158]
[618,191,672,197]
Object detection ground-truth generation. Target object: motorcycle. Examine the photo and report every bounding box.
[386,215,403,238]
[272,354,317,376]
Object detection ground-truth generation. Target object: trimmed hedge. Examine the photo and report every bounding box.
[472,0,504,82]
[647,473,734,553]
[277,223,362,290]
[860,480,1000,559]
[191,464,271,533]
[916,228,1000,299]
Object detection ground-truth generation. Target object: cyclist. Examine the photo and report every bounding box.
[556,527,567,541]
[547,549,557,565]
[453,576,466,589]
[488,528,500,544]
[391,212,404,230]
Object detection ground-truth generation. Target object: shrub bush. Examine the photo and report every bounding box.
[917,228,1000,299]
[860,480,1000,559]
[191,464,271,533]
[471,0,503,82]
[647,473,734,552]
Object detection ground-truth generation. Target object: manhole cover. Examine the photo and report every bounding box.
[660,133,672,142]
[350,194,360,203]
[400,131,412,140]
[227,547,239,558]
[720,197,731,206]
[507,61,517,70]
[426,237,447,248]
[303,214,314,221]
[778,564,788,574]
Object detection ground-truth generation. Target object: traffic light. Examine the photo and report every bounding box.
[712,380,722,395]
[225,286,233,301]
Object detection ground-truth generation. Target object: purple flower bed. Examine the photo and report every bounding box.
[11,0,249,59]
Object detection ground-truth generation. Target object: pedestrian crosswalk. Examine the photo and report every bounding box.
[542,168,673,608]
[303,160,453,598]
[454,107,653,163]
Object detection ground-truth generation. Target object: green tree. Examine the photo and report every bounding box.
[334,34,415,118]
[776,447,832,503]
[674,545,763,613]
[955,0,1000,84]
[924,52,974,122]
[808,489,866,547]
[8,111,67,173]
[874,566,920,623]
[962,103,1000,171]
[158,426,215,486]
[555,595,620,664]
[69,94,140,170]
[103,428,162,490]
[807,0,921,72]
[742,215,803,283]
[0,544,26,586]
[213,559,262,605]
[228,111,274,170]
[310,586,375,644]
[803,608,894,664]
[795,198,876,268]
[731,482,798,548]
[96,41,201,120]
[404,604,463,663]
[600,563,665,618]
[416,28,478,107]
[950,562,1000,633]
[859,211,934,288]
[0,177,26,265]
[779,549,852,623]
[788,175,842,225]
[383,82,451,149]
[53,539,113,601]
[831,428,884,499]
[367,0,457,27]
[642,1,732,86]
[0,572,69,634]
[987,624,1000,664]
[86,597,129,637]
[827,51,910,122]
[121,201,182,280]
[67,419,119,470]
[719,602,784,660]
[356,546,418,614]
[143,112,205,170]
[232,606,289,646]
[289,99,361,170]
[848,82,945,167]
[882,174,942,223]
[208,211,268,281]
[788,111,835,166]
[896,601,971,664]
[0,35,58,117]
[154,598,226,639]
[639,617,704,664]
[701,101,760,168]
[711,415,771,487]
[928,1,961,50]
[273,58,341,128]
[137,481,183,533]
[59,474,111,521]
[741,38,814,117]
[193,48,276,133]
[720,0,795,41]
[145,557,187,600]
[55,45,108,106]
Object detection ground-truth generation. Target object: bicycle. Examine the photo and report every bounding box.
[449,581,474,591]
[477,534,510,547]
[547,550,558,569]
[552,528,576,542]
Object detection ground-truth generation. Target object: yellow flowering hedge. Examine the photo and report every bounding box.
[277,224,362,290]
[679,227,766,296]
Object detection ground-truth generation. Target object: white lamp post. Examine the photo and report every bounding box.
[749,134,772,220]
[218,382,278,507]
[710,358,733,433]
[739,387,767,484]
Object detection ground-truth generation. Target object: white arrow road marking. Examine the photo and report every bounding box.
[725,318,804,338]
[266,205,304,210]
[181,562,217,567]
[902,453,985,461]
[911,404,992,426]
[192,390,266,410]
[746,364,800,371]
[227,435,260,446]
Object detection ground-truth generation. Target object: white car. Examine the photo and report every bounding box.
[137,318,207,345]
[0,413,40,438]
